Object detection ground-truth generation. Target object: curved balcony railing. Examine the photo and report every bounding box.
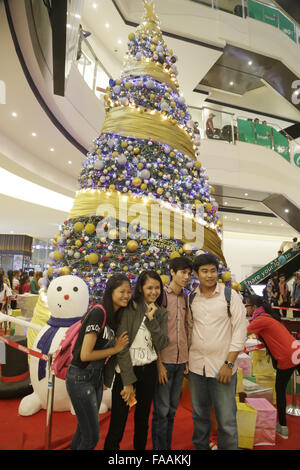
[74,30,112,97]
[73,33,298,167]
[191,105,294,163]
[190,0,300,46]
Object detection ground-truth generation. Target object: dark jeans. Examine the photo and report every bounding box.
[189,371,238,450]
[104,360,158,450]
[66,360,104,450]
[293,302,300,318]
[152,363,185,450]
[276,364,300,426]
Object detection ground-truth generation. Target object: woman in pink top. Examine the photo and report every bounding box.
[246,295,300,440]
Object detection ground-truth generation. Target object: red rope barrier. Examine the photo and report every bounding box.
[0,336,48,362]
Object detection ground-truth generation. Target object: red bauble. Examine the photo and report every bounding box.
[97,244,102,249]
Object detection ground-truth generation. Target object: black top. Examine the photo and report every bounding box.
[71,306,115,369]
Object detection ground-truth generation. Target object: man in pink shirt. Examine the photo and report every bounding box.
[187,254,247,450]
[152,256,193,450]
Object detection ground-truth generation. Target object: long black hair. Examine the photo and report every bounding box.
[133,270,164,306]
[247,294,281,321]
[101,273,131,330]
[19,274,29,294]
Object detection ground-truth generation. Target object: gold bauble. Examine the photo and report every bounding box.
[85,223,96,234]
[132,177,142,187]
[222,272,231,282]
[61,266,71,275]
[74,222,84,232]
[170,251,180,260]
[53,251,63,261]
[87,253,99,264]
[183,243,193,255]
[161,275,170,285]
[47,267,54,277]
[194,161,202,169]
[127,240,139,252]
[75,240,82,247]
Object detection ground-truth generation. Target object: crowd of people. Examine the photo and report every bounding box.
[1,253,299,450]
[263,271,300,318]
[62,253,300,450]
[0,268,44,312]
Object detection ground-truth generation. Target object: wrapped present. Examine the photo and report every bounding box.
[256,374,276,405]
[236,367,244,394]
[251,349,275,377]
[246,398,277,446]
[237,353,252,377]
[16,294,39,318]
[236,399,257,449]
[243,377,274,405]
[11,309,21,317]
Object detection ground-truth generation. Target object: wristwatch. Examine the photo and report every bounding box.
[224,360,234,369]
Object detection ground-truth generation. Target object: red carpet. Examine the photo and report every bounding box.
[0,396,299,450]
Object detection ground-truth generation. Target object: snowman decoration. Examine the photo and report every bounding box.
[18,275,112,416]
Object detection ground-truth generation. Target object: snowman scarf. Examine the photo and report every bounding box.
[37,316,81,381]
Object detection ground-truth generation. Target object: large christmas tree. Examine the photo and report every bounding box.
[47,0,228,304]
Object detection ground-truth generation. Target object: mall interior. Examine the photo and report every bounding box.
[0,0,300,452]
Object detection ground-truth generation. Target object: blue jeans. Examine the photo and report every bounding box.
[189,371,238,450]
[66,361,104,450]
[152,363,185,450]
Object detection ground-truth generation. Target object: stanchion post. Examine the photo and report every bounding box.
[45,353,55,450]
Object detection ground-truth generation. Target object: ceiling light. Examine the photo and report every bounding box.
[118,39,122,44]
[229,81,234,86]
[269,222,273,225]
[224,216,227,219]
[50,148,55,152]
[74,14,81,19]
[284,208,289,213]
[247,220,251,222]
[236,218,239,221]
[248,60,253,66]
[224,201,228,205]
[92,3,97,8]
[66,24,71,29]
[31,132,37,137]
[105,23,110,28]
[244,193,248,196]
[68,160,72,164]
[258,221,262,224]
[11,112,17,117]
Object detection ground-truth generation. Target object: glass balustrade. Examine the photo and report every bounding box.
[73,33,293,165]
[189,0,300,45]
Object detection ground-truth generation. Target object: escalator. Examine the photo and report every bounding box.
[241,245,300,294]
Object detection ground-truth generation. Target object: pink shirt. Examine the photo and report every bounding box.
[160,286,189,364]
[188,283,247,378]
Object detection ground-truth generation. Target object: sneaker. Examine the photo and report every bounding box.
[276,423,289,439]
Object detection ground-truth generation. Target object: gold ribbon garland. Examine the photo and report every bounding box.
[123,59,178,91]
[101,106,196,160]
[68,189,224,262]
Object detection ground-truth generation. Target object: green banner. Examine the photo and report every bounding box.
[263,5,279,27]
[248,0,264,22]
[237,119,255,144]
[279,12,296,42]
[273,129,290,161]
[241,246,300,288]
[255,123,272,149]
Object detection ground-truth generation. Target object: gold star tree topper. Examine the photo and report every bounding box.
[142,0,159,24]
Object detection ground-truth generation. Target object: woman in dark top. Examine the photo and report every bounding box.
[65,274,131,450]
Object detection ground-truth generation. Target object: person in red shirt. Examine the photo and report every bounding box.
[246,295,300,440]
[18,274,30,294]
